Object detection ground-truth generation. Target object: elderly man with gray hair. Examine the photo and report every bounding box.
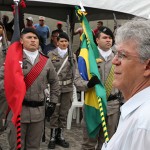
[101,18,150,150]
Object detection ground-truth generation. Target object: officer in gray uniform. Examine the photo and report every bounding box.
[47,32,78,149]
[0,28,60,150]
[0,21,9,150]
[0,21,9,66]
[74,26,121,150]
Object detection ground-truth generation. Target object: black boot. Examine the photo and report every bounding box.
[48,128,57,149]
[55,128,69,148]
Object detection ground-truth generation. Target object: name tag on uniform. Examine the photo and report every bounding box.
[52,56,60,62]
[52,59,60,63]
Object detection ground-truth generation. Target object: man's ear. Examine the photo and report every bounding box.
[96,38,99,45]
[20,38,23,44]
[144,59,150,77]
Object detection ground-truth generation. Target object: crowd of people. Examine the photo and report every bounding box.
[0,12,150,150]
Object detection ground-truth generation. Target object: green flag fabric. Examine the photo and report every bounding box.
[76,6,107,138]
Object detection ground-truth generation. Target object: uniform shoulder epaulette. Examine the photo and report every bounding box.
[39,51,49,58]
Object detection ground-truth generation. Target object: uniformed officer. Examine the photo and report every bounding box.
[0,28,60,150]
[47,32,76,149]
[0,21,8,67]
[74,26,121,150]
[0,21,8,150]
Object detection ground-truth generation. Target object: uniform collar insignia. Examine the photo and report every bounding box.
[52,56,57,60]
[96,58,103,63]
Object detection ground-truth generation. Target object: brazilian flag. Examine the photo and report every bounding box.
[76,6,107,138]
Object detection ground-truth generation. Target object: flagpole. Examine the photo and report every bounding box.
[11,0,20,43]
[66,15,75,79]
[113,13,118,28]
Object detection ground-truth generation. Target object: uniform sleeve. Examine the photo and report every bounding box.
[0,66,4,93]
[47,59,60,103]
[73,56,88,91]
[0,66,7,115]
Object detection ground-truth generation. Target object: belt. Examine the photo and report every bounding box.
[23,100,44,107]
[59,79,72,85]
[107,94,118,101]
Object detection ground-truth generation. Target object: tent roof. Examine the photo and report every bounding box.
[0,0,150,21]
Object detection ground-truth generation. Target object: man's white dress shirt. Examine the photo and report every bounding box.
[101,86,150,150]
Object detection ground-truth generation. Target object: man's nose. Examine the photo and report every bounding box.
[112,55,121,65]
[106,38,111,41]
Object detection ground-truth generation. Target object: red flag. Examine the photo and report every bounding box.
[4,41,26,126]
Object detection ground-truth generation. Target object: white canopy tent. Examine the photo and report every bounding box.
[27,0,150,19]
[0,0,150,21]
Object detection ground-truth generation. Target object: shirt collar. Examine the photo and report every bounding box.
[120,87,150,120]
[97,47,112,61]
[57,47,68,58]
[23,49,39,64]
[23,49,38,56]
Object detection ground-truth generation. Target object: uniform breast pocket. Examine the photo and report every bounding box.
[51,59,60,64]
[52,60,61,71]
[62,65,72,79]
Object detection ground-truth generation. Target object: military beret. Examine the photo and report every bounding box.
[99,26,114,39]
[58,32,69,41]
[21,28,39,39]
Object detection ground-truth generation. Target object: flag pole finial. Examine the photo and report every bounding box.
[79,1,86,12]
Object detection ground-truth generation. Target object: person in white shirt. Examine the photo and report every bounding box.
[101,18,150,150]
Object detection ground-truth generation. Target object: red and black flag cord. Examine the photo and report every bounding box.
[17,115,21,150]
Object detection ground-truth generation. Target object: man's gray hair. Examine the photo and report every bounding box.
[115,18,150,62]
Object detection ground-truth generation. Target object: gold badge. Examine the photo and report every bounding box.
[96,58,103,63]
[52,56,57,60]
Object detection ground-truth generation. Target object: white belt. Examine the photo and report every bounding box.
[59,79,72,85]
